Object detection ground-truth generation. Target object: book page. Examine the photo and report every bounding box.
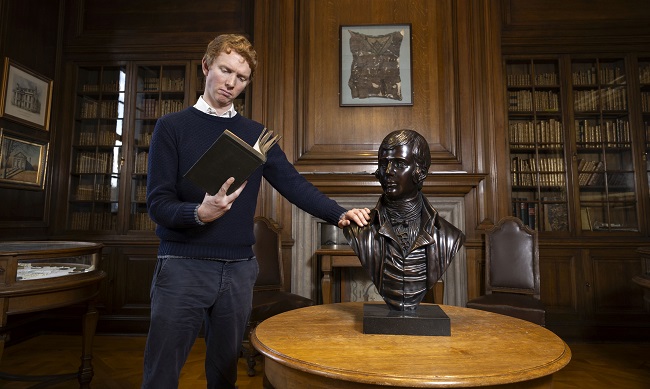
[253,128,281,155]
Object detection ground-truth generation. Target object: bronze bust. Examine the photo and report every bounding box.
[344,130,465,312]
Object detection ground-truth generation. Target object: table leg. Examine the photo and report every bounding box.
[340,269,349,303]
[0,298,8,361]
[78,301,98,389]
[321,255,332,304]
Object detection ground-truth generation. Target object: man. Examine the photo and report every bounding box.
[344,129,465,312]
[143,34,370,389]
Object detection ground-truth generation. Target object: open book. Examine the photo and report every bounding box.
[184,128,281,195]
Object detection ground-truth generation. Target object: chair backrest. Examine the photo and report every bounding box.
[485,216,540,299]
[252,216,284,290]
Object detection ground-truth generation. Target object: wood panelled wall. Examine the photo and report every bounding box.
[251,0,502,295]
[0,0,61,237]
[0,0,543,301]
[1,0,649,311]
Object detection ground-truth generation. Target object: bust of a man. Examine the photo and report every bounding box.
[344,129,465,311]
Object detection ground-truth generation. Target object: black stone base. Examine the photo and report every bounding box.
[363,303,451,336]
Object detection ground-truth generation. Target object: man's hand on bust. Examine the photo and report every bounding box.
[338,208,371,228]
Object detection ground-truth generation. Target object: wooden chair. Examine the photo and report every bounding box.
[466,216,545,326]
[242,216,315,376]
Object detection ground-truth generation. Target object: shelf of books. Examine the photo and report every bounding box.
[68,66,125,231]
[571,57,638,232]
[131,64,188,231]
[506,59,568,232]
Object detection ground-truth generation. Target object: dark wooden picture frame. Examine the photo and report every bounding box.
[340,24,413,106]
[0,58,53,131]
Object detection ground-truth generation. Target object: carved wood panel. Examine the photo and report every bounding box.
[294,0,462,172]
[539,248,582,318]
[111,246,157,317]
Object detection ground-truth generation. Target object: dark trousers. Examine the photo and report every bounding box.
[142,256,258,389]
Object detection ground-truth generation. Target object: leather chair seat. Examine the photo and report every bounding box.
[466,293,545,326]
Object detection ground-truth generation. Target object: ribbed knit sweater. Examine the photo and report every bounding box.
[146,107,346,260]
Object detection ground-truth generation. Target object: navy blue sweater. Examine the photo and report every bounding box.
[146,107,346,259]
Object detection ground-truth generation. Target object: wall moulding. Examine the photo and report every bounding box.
[302,172,486,197]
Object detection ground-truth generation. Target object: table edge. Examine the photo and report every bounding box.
[251,303,573,387]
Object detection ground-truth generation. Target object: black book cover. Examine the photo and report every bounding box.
[183,129,279,195]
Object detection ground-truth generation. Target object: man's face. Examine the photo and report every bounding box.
[377,144,421,201]
[202,50,251,111]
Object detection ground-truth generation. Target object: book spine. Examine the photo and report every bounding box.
[520,201,529,226]
[528,204,536,230]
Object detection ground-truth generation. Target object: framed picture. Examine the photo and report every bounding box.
[0,58,53,131]
[340,24,413,106]
[0,128,48,189]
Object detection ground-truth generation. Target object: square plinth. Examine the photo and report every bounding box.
[363,304,451,336]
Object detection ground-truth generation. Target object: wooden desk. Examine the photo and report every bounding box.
[317,245,358,304]
[252,302,571,389]
[0,241,105,388]
[317,245,443,305]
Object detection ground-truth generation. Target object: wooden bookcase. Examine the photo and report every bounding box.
[68,63,188,233]
[67,61,249,235]
[130,63,188,232]
[68,65,127,232]
[571,57,637,233]
[505,54,650,339]
[506,59,566,233]
[505,55,648,235]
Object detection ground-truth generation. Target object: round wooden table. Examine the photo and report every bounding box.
[251,302,571,389]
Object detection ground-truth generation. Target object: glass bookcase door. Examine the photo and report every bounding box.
[131,64,187,231]
[507,59,568,232]
[68,66,125,231]
[571,57,638,232]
